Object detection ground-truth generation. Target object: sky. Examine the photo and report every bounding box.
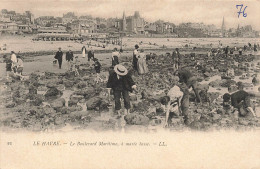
[0,0,260,30]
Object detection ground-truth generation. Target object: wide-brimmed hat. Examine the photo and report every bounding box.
[114,64,128,76]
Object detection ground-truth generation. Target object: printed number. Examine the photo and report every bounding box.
[7,142,12,145]
[236,4,248,18]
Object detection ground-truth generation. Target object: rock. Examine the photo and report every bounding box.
[69,105,83,112]
[12,90,20,98]
[146,111,156,119]
[45,87,62,100]
[13,97,26,105]
[209,79,222,88]
[54,117,65,125]
[252,77,260,85]
[212,114,222,121]
[208,92,220,102]
[73,88,96,99]
[43,106,56,114]
[76,81,87,89]
[156,107,165,116]
[70,95,84,103]
[189,121,204,130]
[29,85,37,95]
[141,90,148,99]
[69,111,90,122]
[99,100,108,111]
[30,94,44,106]
[171,117,184,126]
[150,118,162,126]
[216,108,224,115]
[86,97,102,110]
[61,107,71,114]
[129,94,137,101]
[50,98,65,111]
[239,118,250,125]
[68,100,77,107]
[63,80,75,88]
[124,113,149,125]
[6,102,15,108]
[228,85,238,93]
[197,84,209,91]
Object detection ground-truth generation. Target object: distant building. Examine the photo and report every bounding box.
[35,16,60,27]
[0,22,18,34]
[106,18,117,28]
[62,12,77,24]
[119,11,145,34]
[38,27,67,34]
[71,19,97,34]
[18,24,31,34]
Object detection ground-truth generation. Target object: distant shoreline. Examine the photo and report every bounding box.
[0,34,259,39]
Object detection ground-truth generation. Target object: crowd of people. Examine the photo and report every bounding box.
[3,41,260,128]
[105,42,259,127]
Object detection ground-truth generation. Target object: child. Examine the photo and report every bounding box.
[16,55,24,75]
[72,56,79,76]
[4,55,12,77]
[93,58,102,83]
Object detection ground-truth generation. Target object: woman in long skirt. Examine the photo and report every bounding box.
[82,46,87,58]
[137,49,148,77]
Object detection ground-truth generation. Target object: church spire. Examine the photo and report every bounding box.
[123,11,126,20]
[122,11,126,31]
[221,16,226,37]
[221,17,225,30]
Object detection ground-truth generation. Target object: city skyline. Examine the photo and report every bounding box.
[1,0,260,30]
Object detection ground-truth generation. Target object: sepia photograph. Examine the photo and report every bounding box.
[0,0,260,168]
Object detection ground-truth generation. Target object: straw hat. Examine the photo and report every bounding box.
[114,64,128,76]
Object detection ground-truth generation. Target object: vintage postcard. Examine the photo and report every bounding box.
[0,0,260,168]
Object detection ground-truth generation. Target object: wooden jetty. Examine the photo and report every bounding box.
[33,33,83,41]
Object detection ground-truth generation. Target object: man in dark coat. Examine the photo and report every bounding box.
[172,48,180,71]
[54,47,63,69]
[107,64,137,115]
[133,44,139,71]
[66,49,74,70]
[88,48,95,61]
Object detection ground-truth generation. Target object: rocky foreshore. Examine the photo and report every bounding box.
[0,49,260,132]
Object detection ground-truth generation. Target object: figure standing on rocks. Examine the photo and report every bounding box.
[254,44,257,52]
[88,47,95,61]
[239,48,243,55]
[223,83,257,118]
[137,49,148,76]
[66,49,74,70]
[82,46,87,58]
[16,55,24,75]
[4,55,12,77]
[111,48,120,66]
[133,44,139,71]
[107,64,137,116]
[177,68,201,125]
[172,48,180,71]
[54,47,63,69]
[93,58,102,83]
[11,51,17,73]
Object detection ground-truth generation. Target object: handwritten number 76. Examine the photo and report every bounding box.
[236,4,247,18]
